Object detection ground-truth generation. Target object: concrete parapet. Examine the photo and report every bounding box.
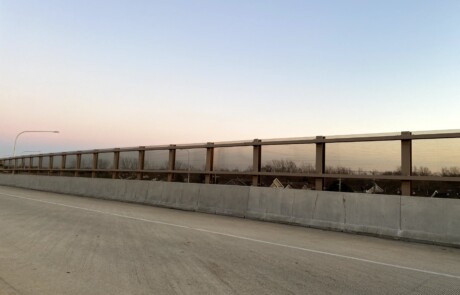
[309,191,346,230]
[175,183,200,211]
[219,185,250,217]
[247,187,296,223]
[400,196,460,246]
[343,193,401,237]
[291,190,317,224]
[160,182,184,207]
[145,181,164,206]
[0,174,459,247]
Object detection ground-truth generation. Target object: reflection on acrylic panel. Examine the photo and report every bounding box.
[412,181,460,197]
[65,155,77,169]
[412,139,460,176]
[52,156,61,169]
[15,158,22,168]
[325,141,400,175]
[175,149,206,171]
[41,156,50,169]
[261,144,315,173]
[98,153,113,170]
[324,178,401,195]
[119,151,138,170]
[144,150,169,170]
[214,147,252,172]
[32,157,39,168]
[80,154,93,169]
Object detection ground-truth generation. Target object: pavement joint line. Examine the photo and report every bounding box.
[1,190,460,280]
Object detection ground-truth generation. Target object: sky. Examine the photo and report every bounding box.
[1,0,460,157]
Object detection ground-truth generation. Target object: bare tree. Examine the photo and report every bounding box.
[413,166,432,176]
[441,166,460,177]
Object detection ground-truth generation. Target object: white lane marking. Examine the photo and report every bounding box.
[1,190,460,280]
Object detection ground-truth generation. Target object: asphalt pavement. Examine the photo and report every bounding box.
[0,185,459,295]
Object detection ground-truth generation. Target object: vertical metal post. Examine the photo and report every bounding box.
[252,139,262,186]
[12,157,17,174]
[401,131,412,196]
[75,153,81,177]
[205,143,214,184]
[60,154,66,176]
[167,145,176,182]
[49,156,54,175]
[113,150,120,179]
[137,147,145,180]
[38,156,43,174]
[33,157,36,173]
[92,152,98,178]
[29,157,33,174]
[315,136,326,191]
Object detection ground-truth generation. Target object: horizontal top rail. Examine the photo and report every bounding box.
[1,129,459,161]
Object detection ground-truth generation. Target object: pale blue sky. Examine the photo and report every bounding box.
[1,0,459,156]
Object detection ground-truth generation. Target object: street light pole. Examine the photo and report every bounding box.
[13,131,59,157]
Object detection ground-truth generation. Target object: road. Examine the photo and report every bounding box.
[0,185,459,295]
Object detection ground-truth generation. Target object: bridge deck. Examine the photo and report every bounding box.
[0,185,459,294]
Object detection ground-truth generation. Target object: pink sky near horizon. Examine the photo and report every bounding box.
[2,0,460,162]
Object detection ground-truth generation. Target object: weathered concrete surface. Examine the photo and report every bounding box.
[0,185,460,295]
[401,196,460,246]
[343,193,401,237]
[0,174,459,247]
[247,186,296,223]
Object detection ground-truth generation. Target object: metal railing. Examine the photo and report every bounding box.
[1,130,460,196]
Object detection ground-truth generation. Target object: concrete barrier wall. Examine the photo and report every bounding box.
[0,174,458,247]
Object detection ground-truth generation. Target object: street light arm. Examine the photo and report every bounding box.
[13,131,60,157]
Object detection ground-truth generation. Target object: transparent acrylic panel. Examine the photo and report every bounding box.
[261,144,315,173]
[143,172,168,181]
[324,178,401,195]
[24,157,31,168]
[41,156,50,168]
[212,174,252,186]
[325,141,400,175]
[31,157,39,168]
[52,156,62,169]
[119,151,138,170]
[98,152,114,170]
[214,147,252,172]
[144,150,169,170]
[412,181,460,198]
[175,149,206,171]
[80,154,93,169]
[413,139,460,176]
[66,155,77,169]
[260,175,315,189]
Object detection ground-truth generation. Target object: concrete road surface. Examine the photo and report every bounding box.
[0,185,459,295]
